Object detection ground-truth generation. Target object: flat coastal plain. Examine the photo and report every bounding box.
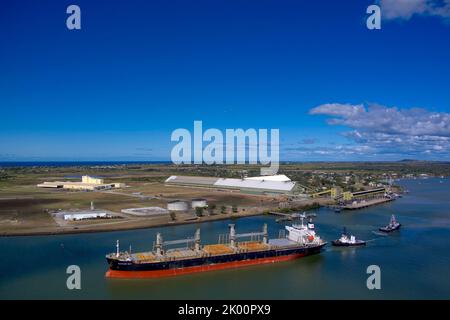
[0,164,327,236]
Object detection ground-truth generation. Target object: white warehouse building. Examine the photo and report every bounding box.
[165,174,302,195]
[167,200,189,211]
[63,212,110,221]
[191,198,208,209]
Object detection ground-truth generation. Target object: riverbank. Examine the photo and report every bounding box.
[0,210,262,237]
[0,198,331,237]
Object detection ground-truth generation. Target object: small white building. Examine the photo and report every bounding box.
[191,198,208,209]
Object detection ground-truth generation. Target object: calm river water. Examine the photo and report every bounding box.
[1,178,449,299]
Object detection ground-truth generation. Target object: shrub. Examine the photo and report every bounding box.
[195,207,204,217]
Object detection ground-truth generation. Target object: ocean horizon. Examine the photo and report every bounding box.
[0,161,173,168]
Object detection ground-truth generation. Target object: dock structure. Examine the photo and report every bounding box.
[342,197,394,210]
[268,211,291,217]
[349,187,387,200]
[268,211,294,222]
[306,186,399,211]
[311,187,343,199]
[334,187,395,209]
[310,186,392,205]
[269,211,316,216]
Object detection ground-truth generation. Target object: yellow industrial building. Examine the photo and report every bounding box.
[37,175,124,191]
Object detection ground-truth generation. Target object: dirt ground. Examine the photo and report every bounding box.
[0,168,329,236]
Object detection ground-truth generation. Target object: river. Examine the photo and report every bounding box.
[1,178,449,299]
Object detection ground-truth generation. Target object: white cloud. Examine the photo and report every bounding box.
[309,103,365,118]
[310,103,450,137]
[380,0,450,20]
[299,138,318,145]
[308,102,450,158]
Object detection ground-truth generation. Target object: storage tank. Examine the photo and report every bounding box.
[191,198,208,209]
[167,200,188,211]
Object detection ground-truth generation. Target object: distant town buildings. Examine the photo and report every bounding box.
[37,175,124,191]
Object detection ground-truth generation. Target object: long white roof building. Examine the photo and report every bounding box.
[242,174,291,182]
[165,174,299,195]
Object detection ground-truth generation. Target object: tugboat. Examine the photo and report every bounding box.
[332,227,366,247]
[379,215,401,233]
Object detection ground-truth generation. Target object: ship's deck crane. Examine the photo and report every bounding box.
[229,224,268,247]
[155,229,201,255]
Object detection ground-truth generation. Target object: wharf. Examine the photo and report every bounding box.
[268,212,293,222]
[342,197,395,210]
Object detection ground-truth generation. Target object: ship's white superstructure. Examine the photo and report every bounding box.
[285,217,322,246]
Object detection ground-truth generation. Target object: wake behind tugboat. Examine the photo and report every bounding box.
[105,219,326,279]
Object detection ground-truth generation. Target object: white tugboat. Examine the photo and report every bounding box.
[332,227,366,247]
[379,215,401,233]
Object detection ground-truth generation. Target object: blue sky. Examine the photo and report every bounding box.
[1,0,450,161]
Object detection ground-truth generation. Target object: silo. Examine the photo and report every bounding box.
[167,200,188,211]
